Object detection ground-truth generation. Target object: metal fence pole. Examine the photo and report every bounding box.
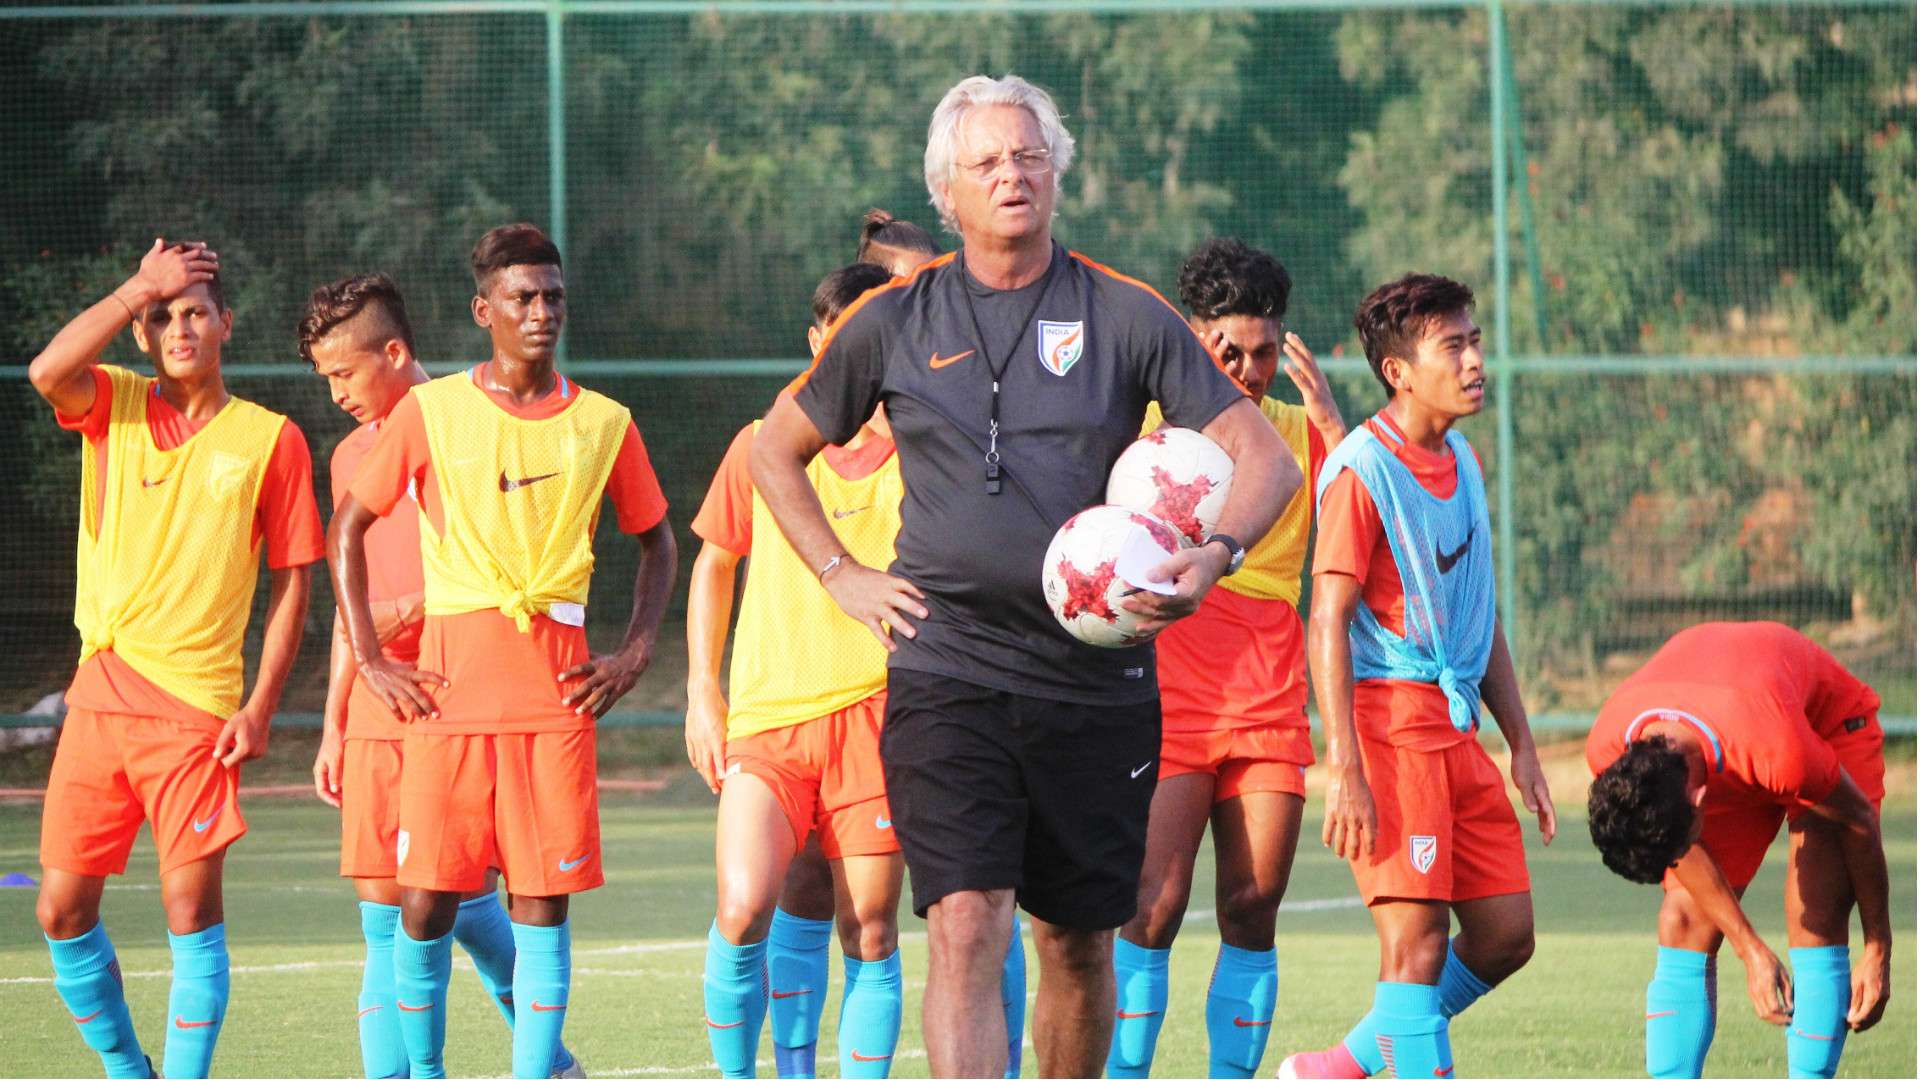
[548,0,570,367]
[1488,0,1518,649]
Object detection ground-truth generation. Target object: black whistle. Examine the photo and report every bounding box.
[985,460,1001,494]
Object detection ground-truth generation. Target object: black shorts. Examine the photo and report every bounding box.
[880,667,1160,930]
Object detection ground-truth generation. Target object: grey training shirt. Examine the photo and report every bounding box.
[795,243,1244,705]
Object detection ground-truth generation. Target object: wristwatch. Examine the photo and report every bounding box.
[1201,533,1246,576]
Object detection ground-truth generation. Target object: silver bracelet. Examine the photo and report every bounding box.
[818,554,847,580]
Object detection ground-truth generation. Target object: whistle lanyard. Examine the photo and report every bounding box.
[956,252,1057,495]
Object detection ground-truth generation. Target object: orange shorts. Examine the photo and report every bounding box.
[395,727,600,896]
[1348,733,1530,904]
[340,738,404,879]
[1159,724,1310,802]
[1155,586,1309,730]
[40,708,246,877]
[1666,712,1887,892]
[723,693,897,860]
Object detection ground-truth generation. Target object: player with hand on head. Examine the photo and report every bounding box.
[329,224,677,1079]
[1586,622,1889,1080]
[1107,238,1344,1080]
[29,238,324,1079]
[1279,274,1553,1080]
[751,75,1299,1079]
[689,261,910,1080]
[301,273,580,1079]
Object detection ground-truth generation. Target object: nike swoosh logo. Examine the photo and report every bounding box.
[705,1017,745,1029]
[1130,761,1153,779]
[850,1051,892,1062]
[1435,1068,1454,1078]
[1233,1017,1271,1027]
[929,349,975,370]
[192,807,222,833]
[770,989,813,1000]
[1435,527,1473,573]
[499,470,560,493]
[72,1010,102,1024]
[1645,1010,1677,1019]
[875,816,892,829]
[174,1017,217,1029]
[1794,1028,1836,1042]
[832,506,872,519]
[357,1005,382,1019]
[558,855,588,872]
[1116,1010,1161,1019]
[141,476,168,488]
[397,1002,434,1012]
[530,1001,566,1012]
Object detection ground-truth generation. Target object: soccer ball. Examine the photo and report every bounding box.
[1105,427,1234,546]
[1041,505,1188,648]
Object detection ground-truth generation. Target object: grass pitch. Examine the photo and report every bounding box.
[0,768,1912,1078]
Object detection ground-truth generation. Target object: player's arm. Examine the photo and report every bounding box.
[1308,571,1376,861]
[1803,770,1892,1031]
[312,614,353,808]
[214,563,310,768]
[1129,398,1299,630]
[561,515,678,719]
[1670,844,1794,1025]
[685,541,742,794]
[751,394,926,651]
[1481,619,1555,844]
[1278,331,1346,447]
[27,239,217,416]
[329,495,445,722]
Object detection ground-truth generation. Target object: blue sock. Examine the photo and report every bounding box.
[1106,937,1170,1079]
[767,908,832,1078]
[1205,943,1278,1078]
[393,926,453,1079]
[1367,982,1450,1080]
[356,903,408,1079]
[1003,915,1026,1079]
[837,950,903,1078]
[704,922,768,1079]
[1645,946,1715,1079]
[162,924,229,1079]
[454,892,520,1025]
[46,922,148,1078]
[1787,946,1850,1079]
[1436,939,1493,1019]
[511,920,572,1080]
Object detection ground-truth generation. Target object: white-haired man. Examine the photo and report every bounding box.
[750,74,1300,1077]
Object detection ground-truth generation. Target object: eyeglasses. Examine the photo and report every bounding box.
[956,148,1053,182]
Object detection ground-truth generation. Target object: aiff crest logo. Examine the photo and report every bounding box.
[1409,835,1437,875]
[1037,320,1084,376]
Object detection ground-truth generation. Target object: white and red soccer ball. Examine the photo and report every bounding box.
[1105,427,1235,546]
[1041,505,1188,648]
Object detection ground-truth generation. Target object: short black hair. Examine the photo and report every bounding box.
[1588,736,1696,885]
[1177,237,1291,322]
[855,209,939,266]
[1353,272,1476,398]
[297,273,414,367]
[811,262,894,329]
[471,223,561,292]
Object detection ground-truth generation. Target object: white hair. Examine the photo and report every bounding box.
[924,74,1076,235]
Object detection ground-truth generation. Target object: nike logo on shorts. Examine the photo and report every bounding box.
[929,349,974,370]
[1130,760,1153,779]
[771,989,812,1000]
[192,807,222,833]
[874,815,892,829]
[558,854,589,872]
[720,762,742,781]
[499,470,560,493]
[174,1016,217,1029]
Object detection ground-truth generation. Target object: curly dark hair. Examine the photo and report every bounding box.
[1177,237,1291,322]
[811,262,894,328]
[297,272,414,367]
[1588,735,1696,884]
[1352,273,1475,399]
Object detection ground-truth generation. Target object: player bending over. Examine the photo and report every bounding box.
[1107,238,1345,1080]
[688,262,914,1079]
[1279,274,1554,1080]
[1587,621,1890,1079]
[301,273,580,1078]
[329,224,677,1079]
[30,238,323,1078]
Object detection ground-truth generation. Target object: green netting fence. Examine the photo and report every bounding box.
[0,0,1911,734]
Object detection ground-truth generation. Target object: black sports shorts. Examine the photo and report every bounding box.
[879,666,1161,930]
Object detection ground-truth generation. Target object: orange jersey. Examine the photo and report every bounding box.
[331,418,425,741]
[1587,622,1882,811]
[1312,412,1480,749]
[57,367,323,727]
[347,365,667,733]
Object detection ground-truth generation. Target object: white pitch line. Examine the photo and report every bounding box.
[1,895,1363,986]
